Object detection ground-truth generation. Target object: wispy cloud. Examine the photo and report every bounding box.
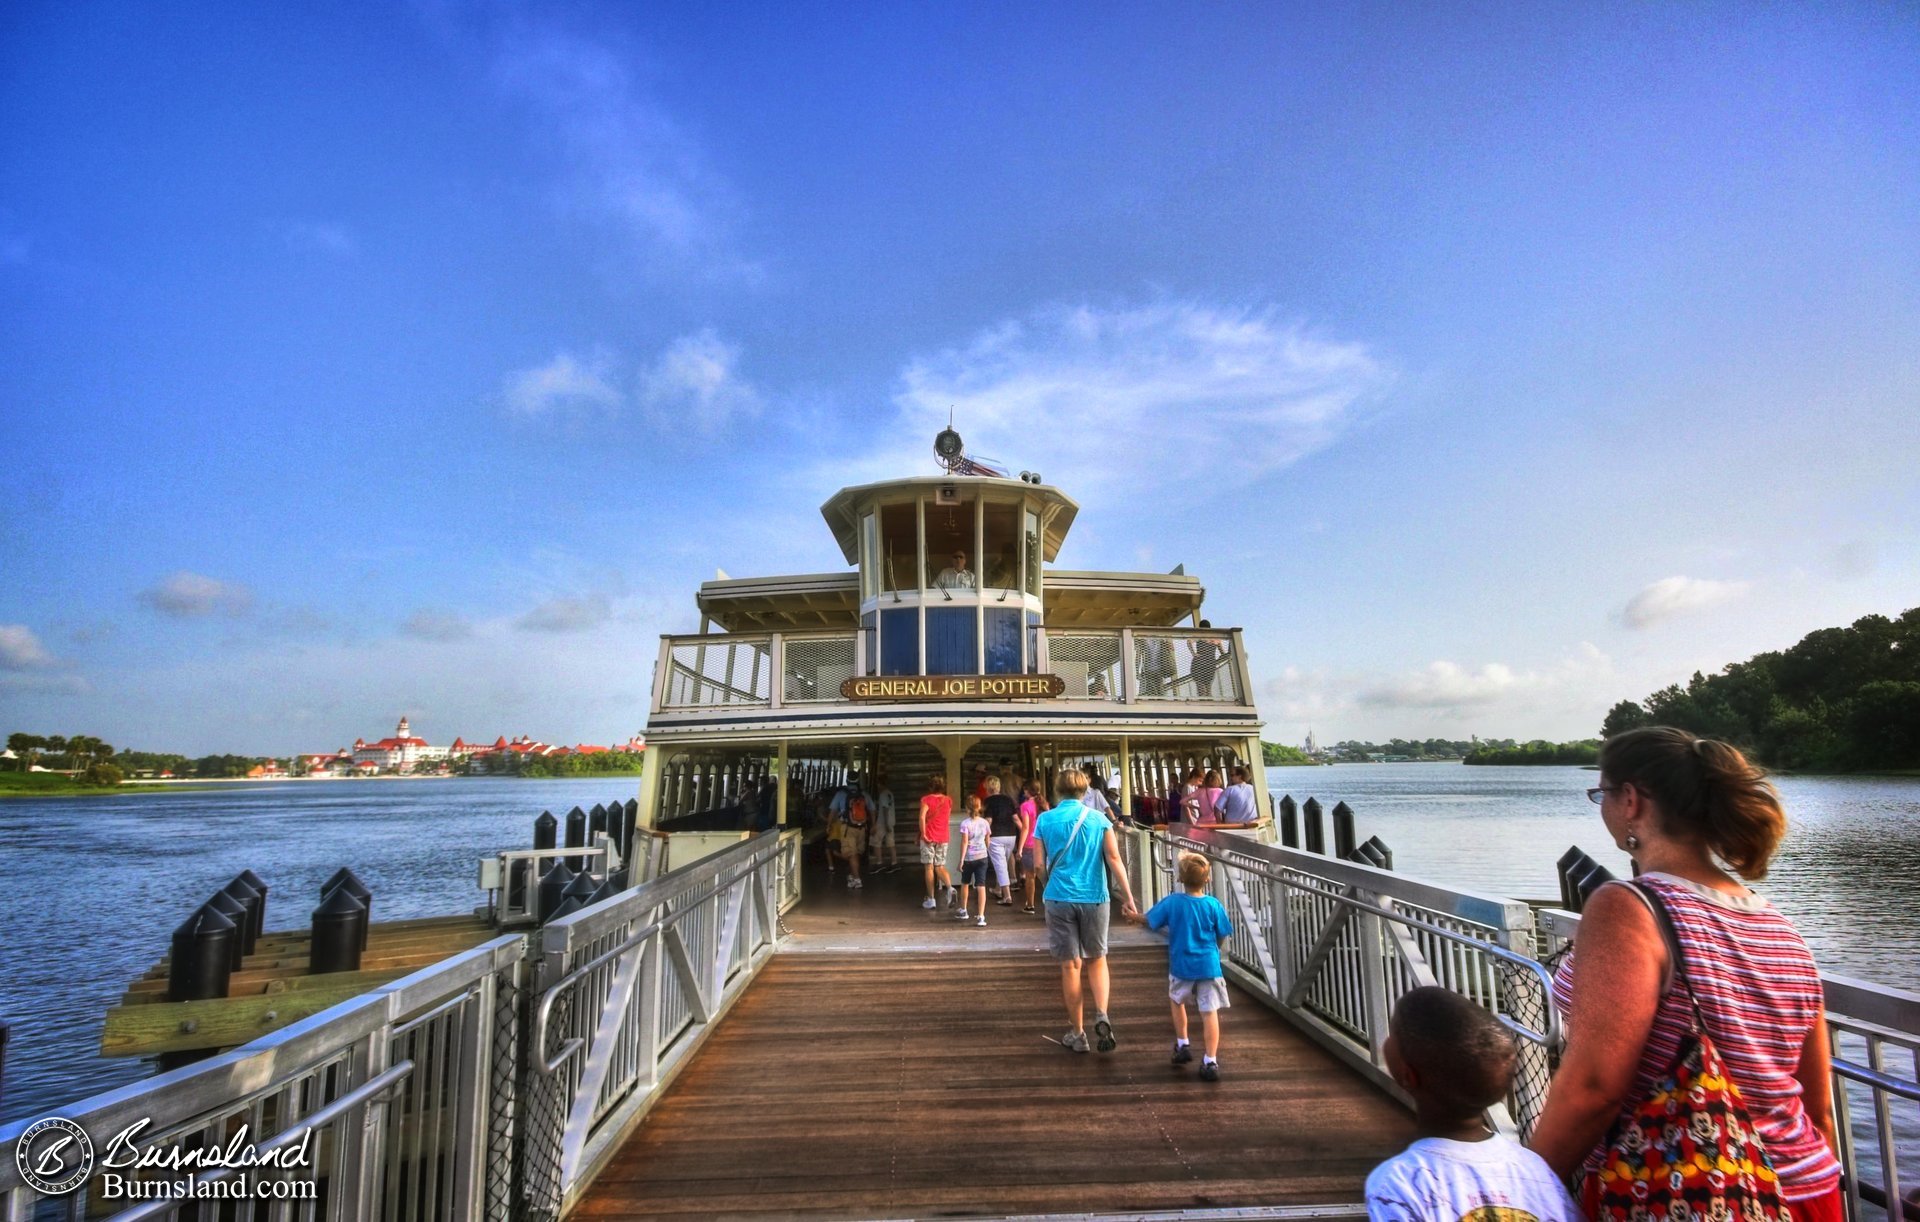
[138,572,254,618]
[873,300,1392,494]
[1358,661,1524,710]
[1616,576,1751,630]
[489,23,756,280]
[502,351,623,418]
[0,624,57,670]
[272,219,357,258]
[637,328,761,432]
[516,594,612,633]
[400,610,475,642]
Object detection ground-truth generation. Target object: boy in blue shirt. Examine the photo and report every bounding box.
[1144,851,1234,1081]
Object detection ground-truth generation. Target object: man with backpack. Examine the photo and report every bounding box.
[829,774,872,889]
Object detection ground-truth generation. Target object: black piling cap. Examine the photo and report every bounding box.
[589,803,608,836]
[534,810,558,851]
[545,895,584,922]
[175,902,236,940]
[310,887,366,975]
[236,869,267,892]
[564,870,600,902]
[313,885,366,918]
[537,858,577,921]
[322,868,370,902]
[204,890,250,968]
[564,806,587,846]
[169,904,237,1001]
[588,877,618,906]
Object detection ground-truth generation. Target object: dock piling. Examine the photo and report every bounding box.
[1276,794,1299,848]
[220,876,263,955]
[237,868,268,936]
[537,860,576,923]
[1302,797,1326,855]
[565,807,587,870]
[204,891,250,970]
[1331,801,1357,859]
[167,905,236,1001]
[534,810,557,851]
[309,887,365,974]
[322,869,372,949]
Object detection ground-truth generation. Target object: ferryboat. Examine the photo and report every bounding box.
[635,426,1274,860]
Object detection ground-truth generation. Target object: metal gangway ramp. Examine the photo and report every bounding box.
[5,826,1916,1221]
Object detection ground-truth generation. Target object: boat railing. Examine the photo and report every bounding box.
[1133,825,1557,1136]
[1538,908,1920,1221]
[651,626,1255,713]
[0,929,530,1221]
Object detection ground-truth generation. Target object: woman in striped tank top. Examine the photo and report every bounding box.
[1530,727,1843,1221]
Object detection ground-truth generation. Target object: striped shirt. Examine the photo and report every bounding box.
[1551,873,1840,1201]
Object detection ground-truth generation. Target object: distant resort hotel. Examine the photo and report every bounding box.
[277,716,646,778]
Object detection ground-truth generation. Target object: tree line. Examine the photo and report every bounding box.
[520,750,647,778]
[1600,607,1920,772]
[1463,740,1600,766]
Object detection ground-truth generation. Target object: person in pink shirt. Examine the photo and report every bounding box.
[1196,769,1224,824]
[1018,777,1048,915]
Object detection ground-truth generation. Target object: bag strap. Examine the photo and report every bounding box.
[1626,881,1710,1035]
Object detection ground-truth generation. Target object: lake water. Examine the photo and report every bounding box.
[1,767,1916,1127]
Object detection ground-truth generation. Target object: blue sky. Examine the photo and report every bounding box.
[2,2,1915,755]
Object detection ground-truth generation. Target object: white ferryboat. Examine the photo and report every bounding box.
[634,427,1274,859]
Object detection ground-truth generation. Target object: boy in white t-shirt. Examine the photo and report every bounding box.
[1365,986,1581,1222]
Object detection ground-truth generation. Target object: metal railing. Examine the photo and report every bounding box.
[482,841,619,927]
[1137,825,1558,1136]
[0,830,801,1222]
[652,625,1256,713]
[1538,909,1920,1221]
[519,829,800,1219]
[0,932,529,1221]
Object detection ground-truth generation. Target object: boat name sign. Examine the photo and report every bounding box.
[841,675,1067,701]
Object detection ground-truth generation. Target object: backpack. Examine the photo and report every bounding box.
[847,794,870,826]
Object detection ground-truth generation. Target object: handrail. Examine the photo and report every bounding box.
[107,1061,416,1222]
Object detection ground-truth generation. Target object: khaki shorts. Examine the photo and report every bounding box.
[838,824,867,856]
[1168,975,1231,1013]
[919,840,947,866]
[1045,900,1110,961]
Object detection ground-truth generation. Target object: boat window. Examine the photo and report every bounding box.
[1024,509,1043,596]
[860,611,877,675]
[926,607,978,675]
[985,607,1022,675]
[1027,611,1044,674]
[879,502,917,593]
[982,501,1019,590]
[859,512,880,600]
[880,607,919,675]
[925,495,977,591]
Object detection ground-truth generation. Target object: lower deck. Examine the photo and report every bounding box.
[573,860,1414,1219]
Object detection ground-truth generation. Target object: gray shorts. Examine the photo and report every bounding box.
[1045,900,1110,961]
[1168,975,1231,1013]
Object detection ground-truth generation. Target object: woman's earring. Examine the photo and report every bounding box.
[1624,832,1641,852]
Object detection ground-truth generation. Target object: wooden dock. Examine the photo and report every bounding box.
[103,913,497,1058]
[574,866,1413,1218]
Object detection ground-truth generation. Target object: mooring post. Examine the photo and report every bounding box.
[537,859,576,923]
[1362,835,1394,870]
[237,868,268,939]
[589,802,608,847]
[1568,855,1615,912]
[534,810,557,851]
[1555,846,1585,910]
[1302,797,1326,855]
[322,869,372,949]
[221,877,263,955]
[310,887,365,974]
[565,806,587,871]
[168,904,236,1000]
[1277,794,1299,848]
[1332,801,1357,860]
[205,891,250,970]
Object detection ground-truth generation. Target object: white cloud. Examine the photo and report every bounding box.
[490,25,755,280]
[637,329,761,431]
[873,301,1391,493]
[138,572,254,618]
[502,351,623,418]
[0,624,56,670]
[400,610,474,642]
[1616,576,1752,630]
[273,220,356,257]
[516,594,612,633]
[1358,661,1522,710]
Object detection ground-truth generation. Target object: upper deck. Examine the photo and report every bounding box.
[644,438,1264,746]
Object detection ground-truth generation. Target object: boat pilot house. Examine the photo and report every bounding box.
[638,431,1271,852]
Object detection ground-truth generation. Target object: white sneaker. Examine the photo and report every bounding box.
[975,916,987,927]
[847,877,858,889]
[922,897,937,910]
[954,909,970,921]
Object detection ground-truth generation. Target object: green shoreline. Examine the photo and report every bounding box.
[0,772,646,797]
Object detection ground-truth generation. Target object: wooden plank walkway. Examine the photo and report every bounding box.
[575,865,1413,1219]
